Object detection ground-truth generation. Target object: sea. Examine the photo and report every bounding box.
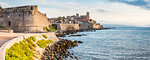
[60,24,150,60]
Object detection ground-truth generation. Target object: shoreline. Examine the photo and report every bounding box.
[55,27,113,37]
[0,27,112,60]
[41,38,83,60]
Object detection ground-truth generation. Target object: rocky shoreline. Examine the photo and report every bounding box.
[41,38,83,60]
[55,27,113,37]
[41,27,113,60]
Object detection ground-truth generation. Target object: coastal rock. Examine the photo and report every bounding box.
[74,40,83,43]
[41,38,83,60]
[68,34,87,37]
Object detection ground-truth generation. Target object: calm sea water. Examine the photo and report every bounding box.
[61,26,150,60]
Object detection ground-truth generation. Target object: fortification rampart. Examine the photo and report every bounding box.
[52,23,101,31]
[0,5,50,32]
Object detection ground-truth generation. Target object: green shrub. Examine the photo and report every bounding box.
[5,41,36,60]
[28,44,36,51]
[43,25,57,32]
[36,39,47,48]
[36,39,53,48]
[5,36,38,60]
[48,25,57,32]
[42,35,48,39]
[32,43,36,48]
[30,36,36,42]
[0,26,7,30]
[25,37,36,48]
[25,38,33,44]
[47,40,54,43]
[43,27,50,32]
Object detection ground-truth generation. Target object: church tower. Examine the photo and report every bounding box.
[86,12,90,20]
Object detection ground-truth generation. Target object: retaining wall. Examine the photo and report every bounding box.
[52,23,101,31]
[0,30,13,33]
[0,32,59,60]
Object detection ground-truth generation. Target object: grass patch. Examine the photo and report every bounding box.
[36,39,53,48]
[26,36,36,48]
[5,39,37,60]
[30,36,36,42]
[42,35,48,39]
[5,36,53,60]
[47,39,54,43]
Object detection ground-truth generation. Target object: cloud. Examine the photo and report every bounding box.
[126,0,136,2]
[37,0,150,27]
[93,2,150,27]
[144,0,150,2]
[35,0,81,9]
[110,0,150,10]
[97,9,107,12]
[1,0,150,27]
[0,2,10,7]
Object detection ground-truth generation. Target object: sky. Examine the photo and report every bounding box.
[0,0,150,27]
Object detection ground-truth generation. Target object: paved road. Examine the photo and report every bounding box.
[0,33,24,47]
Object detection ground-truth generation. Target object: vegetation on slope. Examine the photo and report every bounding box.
[36,39,53,48]
[5,36,37,60]
[42,35,48,39]
[43,25,57,32]
[5,35,53,60]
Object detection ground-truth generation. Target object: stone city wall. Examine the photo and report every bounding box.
[52,23,101,31]
[79,24,93,30]
[60,24,79,31]
[0,30,13,33]
[0,5,50,32]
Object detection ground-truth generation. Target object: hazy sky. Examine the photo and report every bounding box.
[1,0,150,27]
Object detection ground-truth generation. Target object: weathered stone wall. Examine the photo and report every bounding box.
[79,24,93,30]
[0,5,50,32]
[0,30,13,33]
[52,24,79,31]
[52,23,95,31]
[60,24,79,31]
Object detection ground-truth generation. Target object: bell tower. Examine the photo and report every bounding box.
[86,12,90,20]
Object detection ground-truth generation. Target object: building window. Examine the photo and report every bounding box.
[8,21,11,26]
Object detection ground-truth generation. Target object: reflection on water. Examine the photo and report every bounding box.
[61,27,150,60]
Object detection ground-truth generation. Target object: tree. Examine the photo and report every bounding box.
[0,6,2,9]
[89,19,92,21]
[62,16,65,23]
[58,16,62,20]
[62,16,65,20]
[0,6,2,13]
